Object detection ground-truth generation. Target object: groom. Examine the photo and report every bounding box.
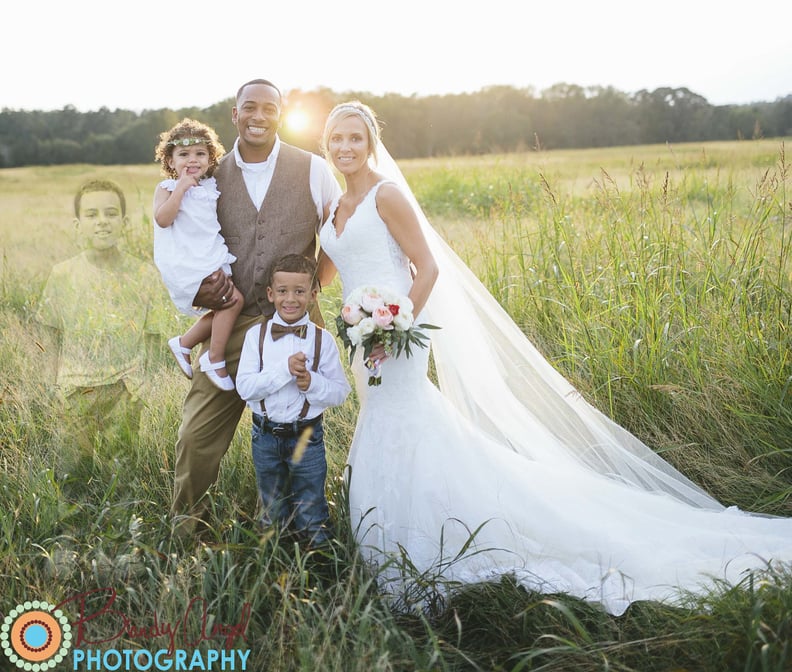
[170,79,341,537]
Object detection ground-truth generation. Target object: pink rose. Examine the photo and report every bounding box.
[342,303,365,325]
[372,306,395,329]
[360,291,385,313]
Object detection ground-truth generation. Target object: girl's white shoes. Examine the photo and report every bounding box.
[168,336,193,379]
[199,351,235,391]
[168,336,234,391]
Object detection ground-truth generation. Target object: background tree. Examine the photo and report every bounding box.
[1,84,789,168]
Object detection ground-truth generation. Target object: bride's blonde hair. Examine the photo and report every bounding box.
[321,101,381,164]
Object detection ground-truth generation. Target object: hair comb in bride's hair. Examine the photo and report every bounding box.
[328,102,381,161]
[332,102,378,127]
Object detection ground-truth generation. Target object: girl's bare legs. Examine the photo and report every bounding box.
[168,312,213,379]
[179,312,215,364]
[204,285,244,379]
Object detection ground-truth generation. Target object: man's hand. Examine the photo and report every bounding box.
[193,269,237,311]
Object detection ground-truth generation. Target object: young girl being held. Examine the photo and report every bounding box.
[153,118,243,391]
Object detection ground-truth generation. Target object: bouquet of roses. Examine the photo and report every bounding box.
[335,285,439,386]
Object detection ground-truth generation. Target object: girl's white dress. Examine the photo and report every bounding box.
[153,177,236,315]
[319,180,792,616]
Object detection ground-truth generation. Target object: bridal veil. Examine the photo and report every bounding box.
[373,141,723,511]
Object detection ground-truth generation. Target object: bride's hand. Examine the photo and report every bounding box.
[367,343,388,366]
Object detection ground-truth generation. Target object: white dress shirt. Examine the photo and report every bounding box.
[236,312,351,422]
[233,136,341,218]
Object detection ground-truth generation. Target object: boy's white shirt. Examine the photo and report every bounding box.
[236,312,351,423]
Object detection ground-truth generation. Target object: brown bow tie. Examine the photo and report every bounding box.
[270,323,308,341]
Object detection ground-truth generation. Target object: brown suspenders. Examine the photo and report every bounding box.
[258,320,322,419]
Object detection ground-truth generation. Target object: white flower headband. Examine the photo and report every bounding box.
[167,137,209,147]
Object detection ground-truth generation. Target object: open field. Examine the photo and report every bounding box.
[1,138,790,671]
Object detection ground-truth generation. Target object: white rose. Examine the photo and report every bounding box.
[360,290,385,313]
[358,317,376,337]
[346,325,363,346]
[380,288,399,305]
[393,311,414,331]
[346,286,364,305]
[396,294,413,314]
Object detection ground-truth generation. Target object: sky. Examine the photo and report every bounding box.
[3,0,791,113]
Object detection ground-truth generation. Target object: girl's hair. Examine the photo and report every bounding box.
[154,118,226,178]
[320,100,381,164]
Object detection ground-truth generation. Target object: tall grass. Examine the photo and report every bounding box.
[1,139,791,671]
[409,140,792,513]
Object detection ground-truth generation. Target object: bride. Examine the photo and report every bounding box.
[316,100,792,616]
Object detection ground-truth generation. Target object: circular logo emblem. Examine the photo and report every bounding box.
[1,601,71,670]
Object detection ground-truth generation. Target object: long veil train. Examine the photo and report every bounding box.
[374,141,722,510]
[326,137,792,616]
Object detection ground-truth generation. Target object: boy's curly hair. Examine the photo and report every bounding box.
[154,118,225,178]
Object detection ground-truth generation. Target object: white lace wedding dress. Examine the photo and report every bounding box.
[319,179,792,616]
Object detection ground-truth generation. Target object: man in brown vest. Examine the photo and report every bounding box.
[170,79,342,536]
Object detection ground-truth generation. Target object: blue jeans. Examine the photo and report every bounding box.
[250,418,331,544]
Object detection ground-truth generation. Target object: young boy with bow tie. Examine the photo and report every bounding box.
[236,254,350,545]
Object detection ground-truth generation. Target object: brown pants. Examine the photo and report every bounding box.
[171,304,325,535]
[171,313,261,534]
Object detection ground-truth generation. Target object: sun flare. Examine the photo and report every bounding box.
[285,109,311,134]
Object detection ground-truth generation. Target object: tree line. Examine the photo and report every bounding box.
[1,84,790,168]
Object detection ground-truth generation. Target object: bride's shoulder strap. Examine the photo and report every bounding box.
[372,179,404,204]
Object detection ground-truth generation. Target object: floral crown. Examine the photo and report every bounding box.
[167,137,208,147]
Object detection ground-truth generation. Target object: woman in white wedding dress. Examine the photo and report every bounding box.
[317,101,792,616]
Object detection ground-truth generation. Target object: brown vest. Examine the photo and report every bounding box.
[215,143,318,316]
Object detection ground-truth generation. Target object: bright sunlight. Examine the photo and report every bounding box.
[284,109,311,134]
